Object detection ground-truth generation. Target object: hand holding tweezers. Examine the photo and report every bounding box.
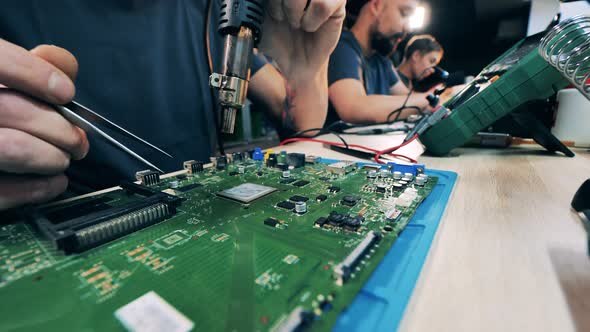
[54,100,172,173]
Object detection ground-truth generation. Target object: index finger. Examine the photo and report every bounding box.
[0,39,75,104]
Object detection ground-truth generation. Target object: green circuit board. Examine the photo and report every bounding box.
[0,156,437,332]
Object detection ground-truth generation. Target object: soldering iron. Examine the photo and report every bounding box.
[209,0,266,134]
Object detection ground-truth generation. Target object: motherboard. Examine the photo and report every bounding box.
[0,151,437,332]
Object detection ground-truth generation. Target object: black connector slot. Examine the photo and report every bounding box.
[43,196,114,224]
[27,183,181,254]
[332,231,382,285]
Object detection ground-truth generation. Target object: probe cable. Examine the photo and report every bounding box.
[279,134,419,164]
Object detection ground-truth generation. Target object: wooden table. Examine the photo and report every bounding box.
[276,135,590,332]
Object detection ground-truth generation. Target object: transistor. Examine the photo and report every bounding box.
[314,217,327,227]
[316,194,328,202]
[264,218,279,228]
[341,195,359,207]
[267,153,277,167]
[344,216,362,230]
[328,186,341,193]
[328,212,345,226]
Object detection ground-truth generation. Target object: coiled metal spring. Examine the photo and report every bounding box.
[540,15,590,101]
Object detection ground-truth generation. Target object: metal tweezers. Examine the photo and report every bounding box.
[54,100,172,173]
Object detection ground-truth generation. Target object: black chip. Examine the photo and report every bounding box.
[280,178,296,184]
[264,218,279,227]
[344,216,362,230]
[316,194,328,202]
[176,174,187,180]
[328,186,341,193]
[314,217,327,227]
[229,171,238,176]
[289,195,309,202]
[177,183,203,192]
[277,201,296,210]
[328,212,345,226]
[319,177,330,181]
[341,195,359,207]
[293,180,310,187]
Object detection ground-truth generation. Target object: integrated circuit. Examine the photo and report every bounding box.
[277,201,296,210]
[217,183,277,203]
[177,183,202,192]
[289,195,309,202]
[292,180,310,187]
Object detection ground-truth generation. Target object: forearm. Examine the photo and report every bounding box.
[333,92,430,124]
[248,62,329,135]
[282,62,328,134]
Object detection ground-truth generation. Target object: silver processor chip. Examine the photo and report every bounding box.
[217,183,277,203]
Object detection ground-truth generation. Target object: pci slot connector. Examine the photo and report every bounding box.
[333,231,382,285]
[26,181,181,254]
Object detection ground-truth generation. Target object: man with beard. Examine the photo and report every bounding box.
[325,0,432,126]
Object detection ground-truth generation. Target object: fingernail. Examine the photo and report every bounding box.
[48,71,74,103]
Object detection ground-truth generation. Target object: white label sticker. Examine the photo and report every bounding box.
[115,291,194,332]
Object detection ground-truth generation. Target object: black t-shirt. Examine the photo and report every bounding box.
[326,30,399,126]
[0,0,266,192]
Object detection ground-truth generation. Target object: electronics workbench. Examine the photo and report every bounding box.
[2,14,590,332]
[3,137,589,332]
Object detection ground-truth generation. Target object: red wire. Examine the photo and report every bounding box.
[279,135,419,164]
[373,134,418,164]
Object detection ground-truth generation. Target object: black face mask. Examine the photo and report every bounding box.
[370,31,405,57]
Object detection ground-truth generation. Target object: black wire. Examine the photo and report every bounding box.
[205,0,225,156]
[386,88,420,123]
[287,88,424,149]
[287,127,350,149]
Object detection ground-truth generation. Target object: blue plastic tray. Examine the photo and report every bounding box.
[322,161,457,332]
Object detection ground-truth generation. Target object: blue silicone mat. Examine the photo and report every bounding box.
[319,160,457,332]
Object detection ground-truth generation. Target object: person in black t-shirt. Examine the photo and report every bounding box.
[0,0,345,211]
[326,0,432,126]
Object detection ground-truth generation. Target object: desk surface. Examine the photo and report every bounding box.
[275,135,590,332]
